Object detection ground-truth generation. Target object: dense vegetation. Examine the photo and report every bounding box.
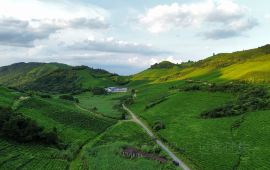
[150,61,177,69]
[0,62,126,94]
[0,107,60,147]
[25,69,81,93]
[71,122,175,170]
[201,86,270,118]
[59,94,79,103]
[179,82,270,118]
[91,87,107,95]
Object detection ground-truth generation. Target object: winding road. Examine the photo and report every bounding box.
[123,104,190,170]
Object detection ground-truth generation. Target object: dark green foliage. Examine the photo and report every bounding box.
[0,107,60,146]
[25,69,81,93]
[208,83,250,93]
[201,86,270,118]
[91,107,98,112]
[121,112,127,120]
[39,94,52,98]
[92,87,107,95]
[182,84,202,91]
[145,97,167,110]
[59,95,79,103]
[122,96,134,105]
[151,61,176,69]
[152,121,165,131]
[131,89,136,94]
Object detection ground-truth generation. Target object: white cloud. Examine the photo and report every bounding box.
[0,0,108,21]
[67,38,168,55]
[0,0,183,74]
[139,0,257,39]
[203,18,258,39]
[149,56,182,65]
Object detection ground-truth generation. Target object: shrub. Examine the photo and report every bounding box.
[120,95,134,105]
[59,95,79,103]
[92,87,107,95]
[39,94,52,98]
[183,84,202,91]
[152,121,165,131]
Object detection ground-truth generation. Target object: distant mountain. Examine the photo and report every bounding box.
[133,44,270,83]
[0,62,127,93]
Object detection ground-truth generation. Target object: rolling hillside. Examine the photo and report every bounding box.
[133,44,270,84]
[0,62,127,93]
[0,44,270,170]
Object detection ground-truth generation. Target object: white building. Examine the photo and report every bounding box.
[105,87,128,93]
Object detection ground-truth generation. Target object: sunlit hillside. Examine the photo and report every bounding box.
[133,45,270,84]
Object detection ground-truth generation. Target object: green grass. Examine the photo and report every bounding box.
[17,96,116,146]
[0,86,20,107]
[76,92,126,119]
[0,138,68,170]
[77,69,116,89]
[232,110,270,169]
[129,81,270,169]
[0,63,69,87]
[132,45,270,84]
[0,87,119,169]
[73,121,176,170]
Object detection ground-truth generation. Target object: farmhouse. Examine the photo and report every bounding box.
[105,87,128,93]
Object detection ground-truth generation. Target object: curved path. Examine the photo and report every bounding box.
[123,104,190,170]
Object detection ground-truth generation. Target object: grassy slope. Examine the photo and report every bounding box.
[0,87,173,169]
[73,121,176,170]
[129,81,270,170]
[0,62,121,93]
[0,62,69,87]
[0,86,20,107]
[76,69,116,89]
[0,87,69,169]
[0,87,118,169]
[132,45,270,84]
[76,92,126,119]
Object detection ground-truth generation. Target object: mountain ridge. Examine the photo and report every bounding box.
[0,62,126,93]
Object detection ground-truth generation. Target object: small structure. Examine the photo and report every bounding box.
[122,147,167,164]
[105,87,128,93]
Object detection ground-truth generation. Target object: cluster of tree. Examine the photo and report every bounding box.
[201,86,270,118]
[152,121,166,131]
[38,94,52,98]
[25,69,81,94]
[208,83,250,93]
[59,95,79,103]
[122,95,134,105]
[91,87,107,95]
[182,84,202,91]
[0,107,61,147]
[181,81,251,93]
[150,61,176,69]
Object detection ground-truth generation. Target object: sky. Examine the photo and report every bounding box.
[0,0,269,75]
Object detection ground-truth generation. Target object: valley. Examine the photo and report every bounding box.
[0,45,270,170]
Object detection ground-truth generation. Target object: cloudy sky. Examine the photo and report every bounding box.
[0,0,269,75]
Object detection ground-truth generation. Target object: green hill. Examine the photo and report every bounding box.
[0,45,270,170]
[0,62,127,93]
[133,45,270,84]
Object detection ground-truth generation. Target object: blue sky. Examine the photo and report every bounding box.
[0,0,269,75]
